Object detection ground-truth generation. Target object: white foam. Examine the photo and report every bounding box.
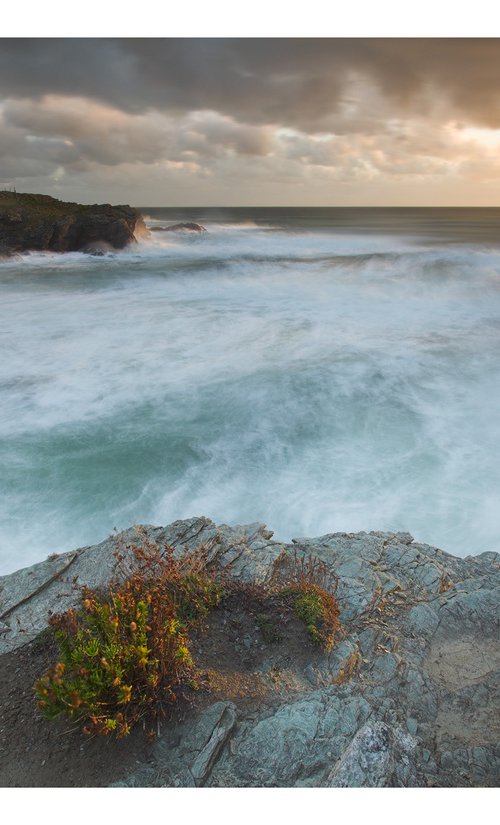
[1,226,500,572]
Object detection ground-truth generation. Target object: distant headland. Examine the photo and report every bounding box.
[0,191,148,255]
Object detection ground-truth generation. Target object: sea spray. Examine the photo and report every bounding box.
[1,208,499,572]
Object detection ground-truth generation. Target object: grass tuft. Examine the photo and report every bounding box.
[284,582,341,652]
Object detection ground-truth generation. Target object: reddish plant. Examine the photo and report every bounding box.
[34,537,221,737]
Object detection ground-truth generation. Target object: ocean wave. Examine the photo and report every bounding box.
[1,220,500,571]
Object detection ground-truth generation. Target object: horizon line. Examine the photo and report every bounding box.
[134,204,500,209]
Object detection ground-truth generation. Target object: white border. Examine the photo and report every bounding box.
[2,1,500,37]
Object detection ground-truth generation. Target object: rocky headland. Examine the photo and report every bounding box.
[0,191,148,255]
[0,518,498,787]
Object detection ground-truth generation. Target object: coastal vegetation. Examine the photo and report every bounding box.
[286,582,340,652]
[1,517,496,786]
[34,539,342,738]
[34,540,222,737]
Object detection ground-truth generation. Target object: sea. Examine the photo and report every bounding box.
[1,207,500,574]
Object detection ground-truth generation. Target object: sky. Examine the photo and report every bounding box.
[1,37,500,206]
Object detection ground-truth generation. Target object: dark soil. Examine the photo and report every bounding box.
[0,633,160,787]
[0,585,330,787]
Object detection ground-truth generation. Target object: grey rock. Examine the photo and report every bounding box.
[230,694,325,785]
[327,722,423,787]
[436,587,500,638]
[369,653,399,684]
[437,745,500,786]
[151,222,207,233]
[190,703,237,786]
[1,516,499,788]
[327,638,359,680]
[177,701,235,757]
[406,603,440,636]
[0,519,286,654]
[118,701,237,788]
[303,664,320,686]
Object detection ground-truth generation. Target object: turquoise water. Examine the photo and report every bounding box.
[1,208,500,573]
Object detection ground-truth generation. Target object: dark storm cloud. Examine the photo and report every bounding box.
[2,38,500,204]
[1,38,500,129]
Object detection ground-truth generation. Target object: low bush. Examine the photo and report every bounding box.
[274,548,342,652]
[34,537,343,738]
[34,538,221,738]
[287,581,341,652]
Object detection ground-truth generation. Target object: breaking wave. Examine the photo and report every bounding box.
[1,209,500,572]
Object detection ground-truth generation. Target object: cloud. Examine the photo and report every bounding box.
[2,39,500,204]
[2,39,500,130]
[1,96,273,169]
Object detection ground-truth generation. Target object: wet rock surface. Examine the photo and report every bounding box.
[1,518,499,787]
[0,191,147,254]
[150,222,207,233]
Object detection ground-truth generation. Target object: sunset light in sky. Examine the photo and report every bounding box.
[1,37,500,205]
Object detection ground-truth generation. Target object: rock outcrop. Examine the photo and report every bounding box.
[1,518,499,787]
[150,222,207,233]
[0,191,148,254]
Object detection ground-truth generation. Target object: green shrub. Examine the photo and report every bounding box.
[34,538,221,737]
[285,582,341,652]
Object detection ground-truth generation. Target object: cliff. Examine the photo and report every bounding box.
[0,518,499,787]
[0,191,148,255]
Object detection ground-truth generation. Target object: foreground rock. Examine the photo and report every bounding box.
[0,518,499,787]
[0,191,148,254]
